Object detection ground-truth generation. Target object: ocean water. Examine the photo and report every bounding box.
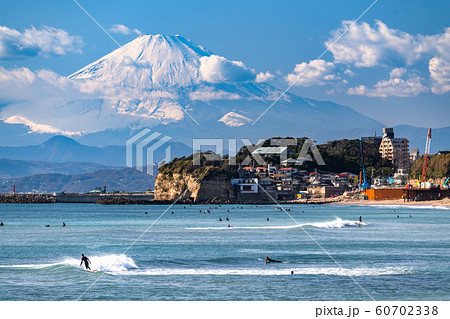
[0,203,448,301]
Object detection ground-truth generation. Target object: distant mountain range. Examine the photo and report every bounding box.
[0,135,191,167]
[0,158,115,179]
[0,167,156,194]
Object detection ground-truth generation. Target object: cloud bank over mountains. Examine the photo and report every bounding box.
[0,66,138,135]
[0,25,83,59]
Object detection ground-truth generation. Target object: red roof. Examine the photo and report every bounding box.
[242,167,254,169]
[256,167,267,170]
[278,167,293,170]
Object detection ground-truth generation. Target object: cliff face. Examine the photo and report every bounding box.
[154,172,234,202]
[154,173,200,201]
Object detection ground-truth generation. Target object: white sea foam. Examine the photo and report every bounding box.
[187,225,301,230]
[64,254,138,272]
[186,218,366,230]
[0,263,60,269]
[120,266,410,277]
[308,218,366,229]
[0,254,138,273]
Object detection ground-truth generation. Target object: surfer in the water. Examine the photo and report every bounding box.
[80,254,92,270]
[265,256,282,263]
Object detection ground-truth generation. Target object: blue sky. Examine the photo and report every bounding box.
[0,0,449,128]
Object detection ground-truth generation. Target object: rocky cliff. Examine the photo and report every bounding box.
[154,154,235,203]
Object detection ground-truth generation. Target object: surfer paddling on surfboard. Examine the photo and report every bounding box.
[80,254,92,270]
[266,256,283,263]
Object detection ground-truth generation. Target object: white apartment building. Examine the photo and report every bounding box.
[379,128,410,170]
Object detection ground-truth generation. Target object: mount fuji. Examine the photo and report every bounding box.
[2,34,384,147]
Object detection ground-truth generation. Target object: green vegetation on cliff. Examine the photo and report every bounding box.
[260,137,393,176]
[158,153,235,181]
[409,154,450,179]
[159,137,394,178]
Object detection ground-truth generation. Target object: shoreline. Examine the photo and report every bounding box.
[1,193,449,207]
[330,197,450,208]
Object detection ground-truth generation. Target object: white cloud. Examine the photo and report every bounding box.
[0,25,83,59]
[348,68,428,97]
[285,59,339,87]
[110,24,142,36]
[429,57,450,94]
[4,115,81,136]
[344,69,355,76]
[199,55,255,83]
[418,28,450,62]
[255,71,274,83]
[326,20,420,67]
[327,21,450,69]
[325,21,450,96]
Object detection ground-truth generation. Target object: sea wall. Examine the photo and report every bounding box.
[55,193,154,203]
[0,194,55,203]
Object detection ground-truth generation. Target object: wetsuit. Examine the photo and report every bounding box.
[266,257,282,263]
[81,256,91,270]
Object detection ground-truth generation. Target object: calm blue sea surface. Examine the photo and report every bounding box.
[0,203,448,301]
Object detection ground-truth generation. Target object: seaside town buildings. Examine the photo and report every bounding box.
[379,128,411,170]
[232,127,418,201]
[231,165,357,201]
[410,149,420,162]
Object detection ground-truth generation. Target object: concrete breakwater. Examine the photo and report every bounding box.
[54,192,154,203]
[0,194,56,204]
[0,192,155,204]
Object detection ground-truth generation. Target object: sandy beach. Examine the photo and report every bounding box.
[332,197,450,208]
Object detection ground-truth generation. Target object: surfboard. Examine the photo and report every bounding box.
[84,269,98,273]
[81,267,98,272]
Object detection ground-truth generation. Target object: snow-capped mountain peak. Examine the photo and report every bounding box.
[69,34,212,89]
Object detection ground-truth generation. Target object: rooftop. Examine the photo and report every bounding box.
[252,146,288,155]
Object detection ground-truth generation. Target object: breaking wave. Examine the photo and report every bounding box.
[0,254,138,273]
[186,218,366,230]
[119,266,411,277]
[63,254,138,272]
[308,218,366,229]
